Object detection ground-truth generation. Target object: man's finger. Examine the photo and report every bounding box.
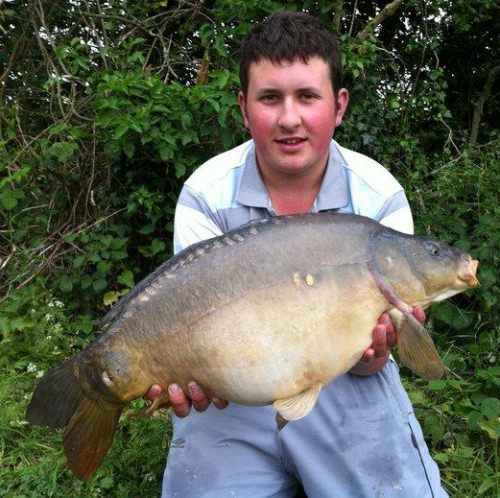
[379,312,395,334]
[169,383,192,418]
[212,398,230,410]
[413,305,426,324]
[361,348,375,362]
[372,323,388,357]
[188,382,210,412]
[146,384,162,402]
[386,324,397,348]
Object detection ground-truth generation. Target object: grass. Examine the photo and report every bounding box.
[0,370,171,497]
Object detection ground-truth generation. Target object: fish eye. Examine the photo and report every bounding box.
[426,242,441,257]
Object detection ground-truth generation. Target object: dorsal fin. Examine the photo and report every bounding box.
[99,219,275,328]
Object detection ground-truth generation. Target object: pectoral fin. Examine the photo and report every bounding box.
[390,309,445,380]
[273,382,323,428]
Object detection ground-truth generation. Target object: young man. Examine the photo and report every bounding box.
[152,11,448,497]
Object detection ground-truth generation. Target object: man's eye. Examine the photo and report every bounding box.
[300,93,316,101]
[261,94,277,102]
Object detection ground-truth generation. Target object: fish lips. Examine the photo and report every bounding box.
[457,257,480,287]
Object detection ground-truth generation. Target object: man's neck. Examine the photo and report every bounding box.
[268,188,319,215]
[263,170,325,215]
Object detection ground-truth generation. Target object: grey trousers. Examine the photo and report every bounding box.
[162,360,448,497]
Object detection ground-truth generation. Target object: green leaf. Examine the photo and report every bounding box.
[112,250,128,260]
[466,410,483,430]
[407,388,428,407]
[150,239,166,255]
[103,291,121,306]
[432,452,449,463]
[139,223,155,235]
[48,122,68,136]
[47,141,78,162]
[477,479,495,495]
[433,301,466,328]
[480,397,500,420]
[1,190,20,210]
[72,255,86,268]
[180,113,192,129]
[123,141,135,158]
[81,276,93,289]
[159,145,173,161]
[423,412,445,445]
[100,476,114,489]
[59,278,73,293]
[113,123,129,140]
[110,237,128,250]
[129,122,142,133]
[97,261,112,273]
[428,380,447,391]
[117,270,135,288]
[93,279,107,293]
[175,162,186,178]
[478,420,500,440]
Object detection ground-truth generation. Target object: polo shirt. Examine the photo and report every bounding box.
[173,139,413,254]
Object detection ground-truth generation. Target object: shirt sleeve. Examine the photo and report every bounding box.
[173,185,224,254]
[375,190,414,235]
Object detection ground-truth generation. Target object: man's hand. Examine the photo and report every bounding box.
[350,306,426,376]
[145,382,229,418]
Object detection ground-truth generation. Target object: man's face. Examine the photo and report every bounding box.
[238,56,349,181]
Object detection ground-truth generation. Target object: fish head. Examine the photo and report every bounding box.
[373,230,479,306]
[410,239,479,304]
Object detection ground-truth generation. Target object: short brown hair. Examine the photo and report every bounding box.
[239,11,342,95]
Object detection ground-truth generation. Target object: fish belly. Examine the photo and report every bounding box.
[148,265,387,405]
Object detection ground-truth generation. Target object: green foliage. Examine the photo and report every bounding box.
[0,284,171,496]
[402,327,500,496]
[0,1,498,496]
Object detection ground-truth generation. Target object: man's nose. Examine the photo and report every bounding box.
[277,99,301,129]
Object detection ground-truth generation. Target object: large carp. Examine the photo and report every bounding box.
[26,213,479,480]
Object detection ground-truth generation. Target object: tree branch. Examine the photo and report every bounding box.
[470,64,500,144]
[356,0,405,41]
[196,44,210,85]
[0,34,29,83]
[333,0,343,35]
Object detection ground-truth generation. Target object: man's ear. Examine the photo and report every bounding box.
[238,91,250,129]
[334,88,349,127]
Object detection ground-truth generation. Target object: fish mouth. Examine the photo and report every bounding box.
[457,257,480,287]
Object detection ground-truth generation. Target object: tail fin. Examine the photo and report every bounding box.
[26,356,123,480]
[63,395,121,480]
[26,357,82,428]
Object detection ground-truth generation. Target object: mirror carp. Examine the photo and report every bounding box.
[26,213,479,480]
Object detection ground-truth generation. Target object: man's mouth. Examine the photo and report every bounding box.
[276,137,306,145]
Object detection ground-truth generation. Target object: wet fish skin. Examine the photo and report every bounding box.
[25,212,479,480]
